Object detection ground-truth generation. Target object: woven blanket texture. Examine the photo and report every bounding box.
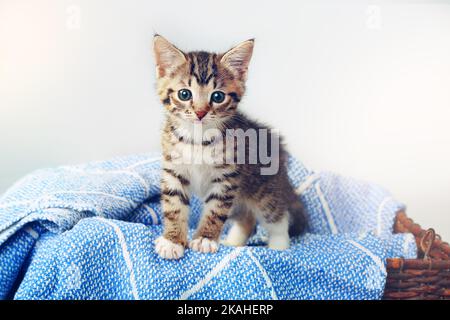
[0,154,417,300]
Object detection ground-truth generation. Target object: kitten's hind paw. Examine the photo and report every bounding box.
[220,238,244,247]
[155,236,185,259]
[268,235,290,251]
[190,237,219,254]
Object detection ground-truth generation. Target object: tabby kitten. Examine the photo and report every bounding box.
[153,35,307,259]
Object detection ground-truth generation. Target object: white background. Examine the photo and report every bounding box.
[1,0,449,239]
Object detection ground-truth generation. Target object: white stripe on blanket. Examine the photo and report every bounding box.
[96,218,141,300]
[347,240,387,275]
[315,183,338,234]
[180,247,244,300]
[376,197,393,236]
[25,227,39,240]
[143,204,159,225]
[63,167,150,198]
[125,157,161,170]
[295,173,319,195]
[247,250,278,300]
[51,191,137,205]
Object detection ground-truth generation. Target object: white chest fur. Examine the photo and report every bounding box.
[187,164,216,198]
[168,119,230,199]
[170,142,230,200]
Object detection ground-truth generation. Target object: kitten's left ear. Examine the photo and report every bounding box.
[221,39,255,80]
[153,35,187,78]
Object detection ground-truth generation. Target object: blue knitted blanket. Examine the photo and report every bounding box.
[0,154,416,300]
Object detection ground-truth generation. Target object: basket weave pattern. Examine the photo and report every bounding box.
[384,211,450,300]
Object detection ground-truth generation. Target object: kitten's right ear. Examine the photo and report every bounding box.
[153,35,186,78]
[220,39,254,80]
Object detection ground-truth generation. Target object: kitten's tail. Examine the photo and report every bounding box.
[287,192,308,237]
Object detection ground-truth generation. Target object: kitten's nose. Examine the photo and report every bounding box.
[195,110,208,120]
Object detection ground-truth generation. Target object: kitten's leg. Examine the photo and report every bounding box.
[222,208,255,247]
[155,167,190,260]
[258,211,290,250]
[190,199,235,253]
[190,170,239,253]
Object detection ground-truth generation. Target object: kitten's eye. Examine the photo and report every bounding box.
[178,89,192,101]
[211,91,226,104]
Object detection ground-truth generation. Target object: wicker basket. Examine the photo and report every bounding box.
[383,211,450,300]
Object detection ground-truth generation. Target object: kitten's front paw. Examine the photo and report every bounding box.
[155,236,185,259]
[189,237,219,254]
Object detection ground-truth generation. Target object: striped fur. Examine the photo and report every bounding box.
[153,35,307,259]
